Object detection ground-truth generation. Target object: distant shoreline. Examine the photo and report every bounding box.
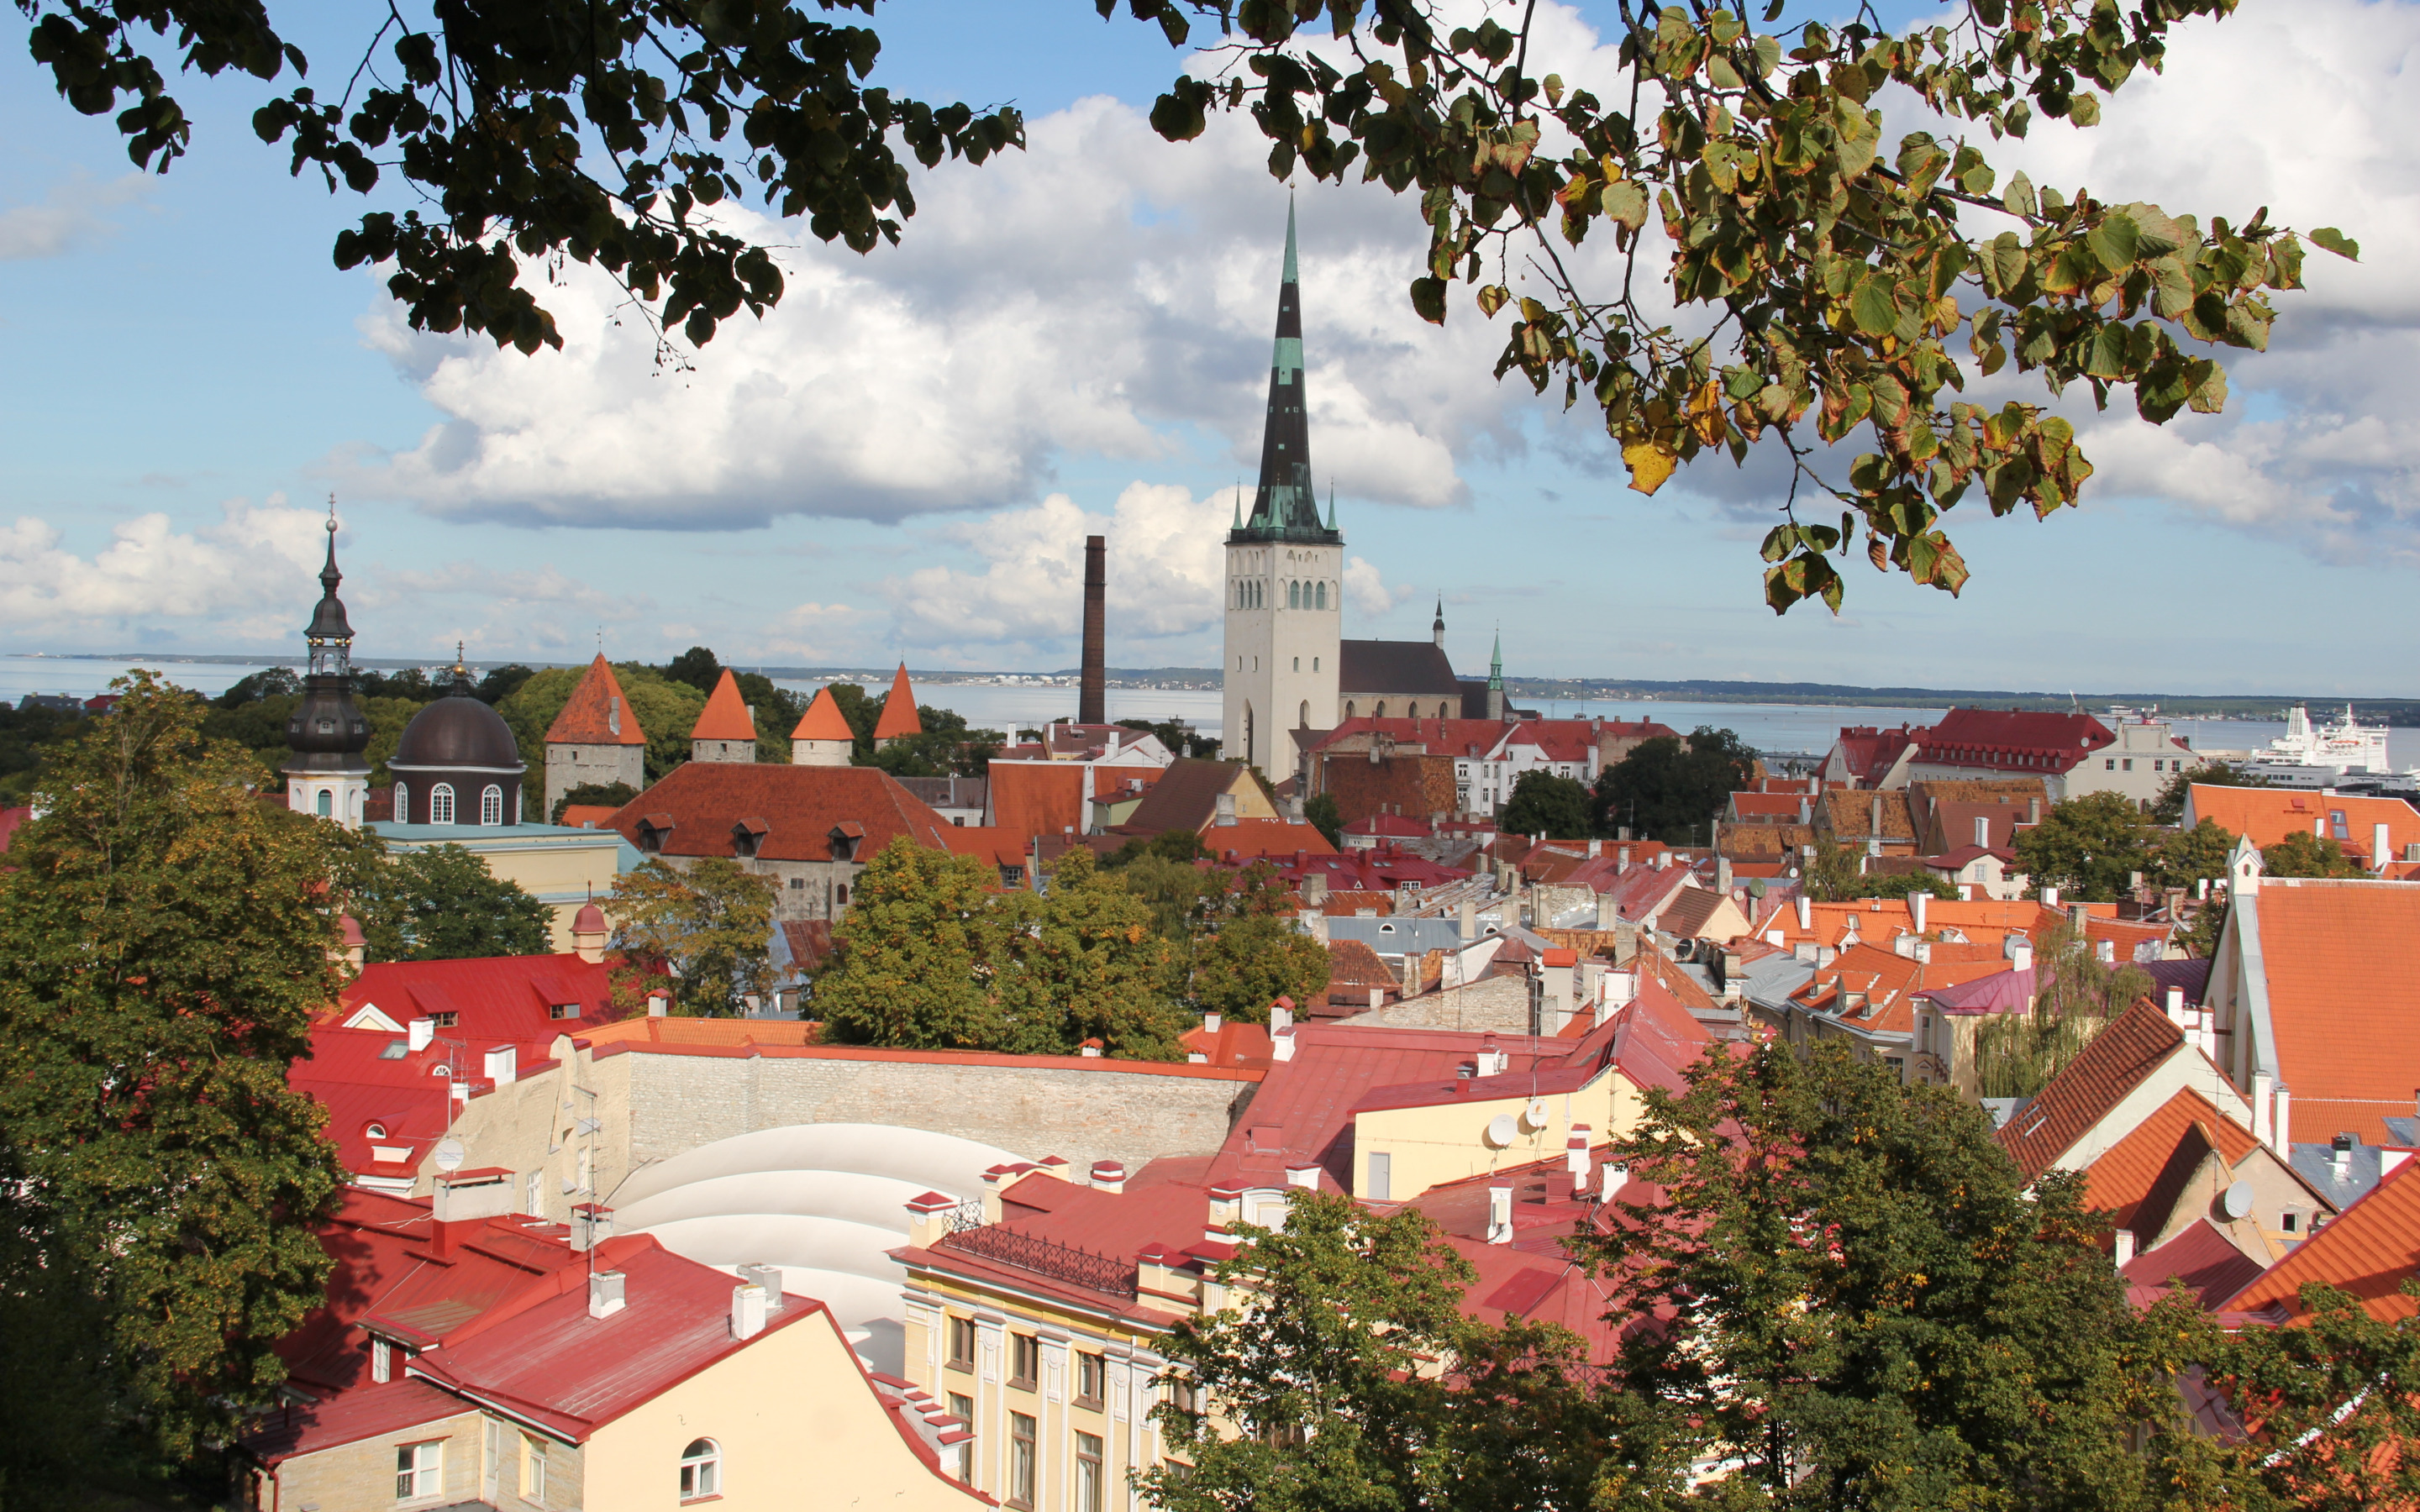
[7,651,2412,723]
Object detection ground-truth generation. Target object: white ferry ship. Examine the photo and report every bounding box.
[2246,704,2408,790]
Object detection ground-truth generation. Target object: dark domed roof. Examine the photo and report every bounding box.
[392,687,524,773]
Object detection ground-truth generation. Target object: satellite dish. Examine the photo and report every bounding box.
[2221,1179,2255,1221]
[432,1137,466,1173]
[1521,1099,1549,1132]
[1484,1114,1517,1148]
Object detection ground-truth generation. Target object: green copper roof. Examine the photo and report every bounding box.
[1232,202,1339,546]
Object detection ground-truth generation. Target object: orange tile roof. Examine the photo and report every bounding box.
[2080,1087,2258,1236]
[988,763,1087,843]
[872,664,922,740]
[689,668,756,741]
[1790,942,2012,1036]
[1204,820,1338,860]
[790,685,855,742]
[1997,999,2187,1179]
[2253,880,2420,1144]
[935,825,1029,873]
[2190,785,2420,867]
[544,654,647,746]
[556,804,620,829]
[576,1016,821,1048]
[2226,1158,2420,1323]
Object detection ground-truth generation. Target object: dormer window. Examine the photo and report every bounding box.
[733,817,770,859]
[549,1003,581,1021]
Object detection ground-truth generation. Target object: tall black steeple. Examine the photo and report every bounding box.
[284,499,373,802]
[1231,202,1341,546]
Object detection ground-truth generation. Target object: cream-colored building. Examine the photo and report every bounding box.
[372,820,637,950]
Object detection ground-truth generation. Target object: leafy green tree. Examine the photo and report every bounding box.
[604,857,777,1016]
[1107,829,1214,869]
[2011,790,2155,901]
[1190,912,1330,1024]
[0,698,89,801]
[2149,759,2265,825]
[815,839,1013,1047]
[19,2,2337,605]
[472,663,538,704]
[663,645,724,695]
[0,674,346,1485]
[1119,716,1220,759]
[1592,727,1756,844]
[352,844,555,962]
[1500,769,1593,837]
[213,666,301,707]
[552,780,639,822]
[1142,1191,1625,1512]
[2149,816,2238,890]
[1586,1039,2197,1510]
[1972,922,2153,1099]
[1002,848,1187,1059]
[2262,829,2365,879]
[1302,792,1344,848]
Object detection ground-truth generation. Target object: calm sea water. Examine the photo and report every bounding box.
[9,656,2414,769]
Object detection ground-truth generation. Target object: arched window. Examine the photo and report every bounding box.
[316,788,332,816]
[429,784,456,826]
[1374,702,1387,718]
[679,1439,720,1500]
[393,783,408,824]
[1344,701,1356,717]
[1299,701,1310,727]
[1406,703,1419,719]
[1316,580,1328,610]
[481,785,503,826]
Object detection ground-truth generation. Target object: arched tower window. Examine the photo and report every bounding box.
[1316,580,1328,610]
[1374,702,1387,718]
[1299,701,1310,727]
[316,788,332,816]
[481,785,503,826]
[1345,701,1356,717]
[1288,580,1300,609]
[429,784,456,826]
[393,783,408,824]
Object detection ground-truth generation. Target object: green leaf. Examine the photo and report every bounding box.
[1849,271,1899,337]
[2002,171,2037,219]
[1602,179,1649,231]
[1408,276,1448,325]
[2086,212,2139,274]
[2310,226,2361,261]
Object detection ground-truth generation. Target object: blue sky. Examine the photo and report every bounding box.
[3,0,2415,693]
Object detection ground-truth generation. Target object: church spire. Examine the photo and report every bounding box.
[1231,200,1339,545]
[1489,627,1503,690]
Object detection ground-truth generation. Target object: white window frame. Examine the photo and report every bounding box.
[679,1438,721,1501]
[395,1439,444,1502]
[519,1432,547,1502]
[481,784,504,826]
[393,782,408,823]
[429,783,456,825]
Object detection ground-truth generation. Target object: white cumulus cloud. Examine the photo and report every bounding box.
[0,498,330,639]
[0,171,149,260]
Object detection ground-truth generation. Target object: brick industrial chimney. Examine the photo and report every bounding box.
[1080,533,1107,726]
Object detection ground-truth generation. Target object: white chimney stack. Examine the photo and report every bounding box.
[2251,1070,2274,1143]
[1909,890,1928,935]
[1600,1161,1628,1201]
[408,1016,434,1053]
[1565,1126,1591,1179]
[1486,1184,1514,1245]
[588,1270,625,1320]
[730,1282,769,1340]
[2112,1230,2136,1267]
[737,1263,785,1311]
[1285,1163,1322,1191]
[647,990,671,1018]
[2165,987,2186,1026]
[2272,1083,2291,1154]
[1797,894,1812,932]
[2377,822,2394,874]
[1270,1024,1297,1063]
[2042,885,2060,910]
[1092,1161,1128,1194]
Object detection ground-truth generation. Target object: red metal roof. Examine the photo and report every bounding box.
[335,953,617,1040]
[1913,707,2114,774]
[2122,1219,2268,1312]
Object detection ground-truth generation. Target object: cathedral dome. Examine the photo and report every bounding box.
[392,686,523,772]
[389,672,527,827]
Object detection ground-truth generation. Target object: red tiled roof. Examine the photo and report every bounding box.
[2123,1220,2268,1312]
[1788,942,2012,1037]
[2190,786,2420,868]
[2225,1158,2420,1323]
[604,763,955,862]
[2253,880,2420,1144]
[1181,1020,1274,1068]
[1827,724,1924,783]
[544,655,647,746]
[1728,793,1807,821]
[987,763,1086,843]
[1204,820,1338,860]
[557,803,620,829]
[689,668,756,741]
[791,685,855,742]
[872,664,923,740]
[1913,707,2114,774]
[1996,999,2187,1179]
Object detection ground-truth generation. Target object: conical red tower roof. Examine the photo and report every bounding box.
[791,685,854,742]
[690,669,757,741]
[544,654,647,746]
[872,664,922,741]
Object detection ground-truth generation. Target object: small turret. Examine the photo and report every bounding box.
[282,498,373,829]
[1433,597,1445,650]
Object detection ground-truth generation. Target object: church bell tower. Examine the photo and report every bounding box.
[282,500,373,829]
[1222,202,1342,774]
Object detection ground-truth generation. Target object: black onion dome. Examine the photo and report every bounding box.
[391,685,525,773]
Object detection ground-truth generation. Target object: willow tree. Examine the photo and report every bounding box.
[21,0,2345,606]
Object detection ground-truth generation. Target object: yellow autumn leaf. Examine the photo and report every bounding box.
[1623,439,1677,495]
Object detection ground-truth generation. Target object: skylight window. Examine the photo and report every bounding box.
[380,1041,408,1059]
